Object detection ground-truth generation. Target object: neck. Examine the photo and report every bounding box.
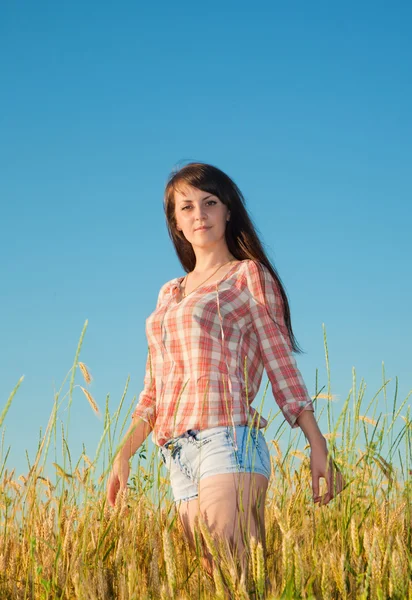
[191,250,236,274]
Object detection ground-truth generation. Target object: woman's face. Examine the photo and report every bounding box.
[174,185,230,249]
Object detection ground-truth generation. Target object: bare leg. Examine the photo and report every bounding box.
[198,473,268,581]
[177,473,269,598]
[177,496,214,578]
[178,472,268,595]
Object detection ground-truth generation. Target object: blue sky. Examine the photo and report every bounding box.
[1,2,411,483]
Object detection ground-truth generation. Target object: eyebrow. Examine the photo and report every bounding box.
[179,194,214,204]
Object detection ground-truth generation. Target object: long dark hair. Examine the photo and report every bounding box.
[164,162,304,354]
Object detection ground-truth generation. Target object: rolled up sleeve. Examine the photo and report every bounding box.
[131,346,157,428]
[245,261,315,429]
[131,282,169,427]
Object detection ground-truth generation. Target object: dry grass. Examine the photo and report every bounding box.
[0,322,411,599]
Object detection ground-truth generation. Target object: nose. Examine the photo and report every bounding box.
[193,204,208,221]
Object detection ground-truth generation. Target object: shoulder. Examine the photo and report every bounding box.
[241,260,281,303]
[242,259,267,274]
[155,275,182,307]
[241,259,273,285]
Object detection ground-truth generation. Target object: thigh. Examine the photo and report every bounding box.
[198,472,268,550]
[177,496,200,550]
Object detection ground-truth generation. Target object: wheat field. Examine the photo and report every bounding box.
[0,322,411,599]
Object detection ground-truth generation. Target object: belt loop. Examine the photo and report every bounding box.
[187,429,200,438]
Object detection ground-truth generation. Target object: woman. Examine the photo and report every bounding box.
[107,162,345,588]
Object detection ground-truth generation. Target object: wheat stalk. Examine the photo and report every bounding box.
[197,515,226,599]
[255,539,266,598]
[78,362,93,384]
[359,415,377,425]
[79,386,101,416]
[162,526,177,595]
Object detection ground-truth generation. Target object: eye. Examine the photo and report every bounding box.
[181,200,217,211]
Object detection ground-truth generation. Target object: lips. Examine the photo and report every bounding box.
[195,226,211,231]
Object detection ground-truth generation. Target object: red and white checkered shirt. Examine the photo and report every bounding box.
[132,259,315,447]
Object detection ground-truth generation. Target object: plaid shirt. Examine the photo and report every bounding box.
[132,259,314,447]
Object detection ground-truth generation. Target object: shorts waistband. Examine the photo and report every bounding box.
[164,429,200,449]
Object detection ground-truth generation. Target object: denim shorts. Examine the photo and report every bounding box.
[158,425,272,503]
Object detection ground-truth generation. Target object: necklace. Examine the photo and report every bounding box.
[181,259,237,298]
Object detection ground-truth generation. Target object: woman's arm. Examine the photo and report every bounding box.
[106,416,153,506]
[245,261,316,428]
[296,409,346,505]
[115,415,153,462]
[296,409,326,447]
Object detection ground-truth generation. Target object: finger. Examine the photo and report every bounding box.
[107,486,115,507]
[336,473,346,495]
[318,470,348,506]
[320,495,331,506]
[321,485,335,505]
[317,470,334,505]
[312,477,320,501]
[325,462,332,478]
[314,471,332,503]
[332,469,345,495]
[327,468,345,500]
[328,472,336,499]
[107,477,119,507]
[319,475,346,506]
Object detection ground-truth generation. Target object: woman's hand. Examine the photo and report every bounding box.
[106,456,130,507]
[310,438,345,506]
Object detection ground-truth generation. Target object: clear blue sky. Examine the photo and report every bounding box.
[1,2,411,481]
